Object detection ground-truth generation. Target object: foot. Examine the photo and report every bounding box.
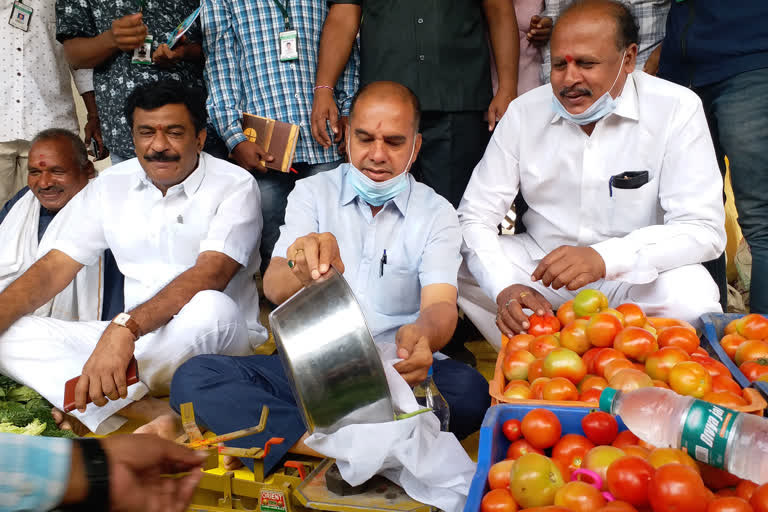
[51,408,91,437]
[133,413,183,441]
[223,455,245,471]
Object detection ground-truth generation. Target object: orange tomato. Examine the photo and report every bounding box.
[530,377,550,398]
[554,481,606,512]
[579,374,609,393]
[557,300,577,326]
[658,326,701,354]
[560,319,591,355]
[735,340,768,367]
[586,313,624,347]
[552,433,595,474]
[594,348,629,378]
[653,379,671,389]
[507,333,536,352]
[502,349,537,381]
[616,303,647,328]
[596,502,639,512]
[702,390,748,408]
[721,333,747,360]
[603,358,636,381]
[647,448,699,471]
[614,327,659,362]
[502,381,533,400]
[481,488,518,512]
[707,497,754,512]
[612,430,640,450]
[645,346,690,382]
[739,314,768,340]
[528,359,545,382]
[542,377,579,401]
[580,388,602,404]
[521,408,562,449]
[506,438,545,460]
[736,480,759,502]
[543,347,587,384]
[582,347,604,374]
[740,359,768,382]
[711,374,743,395]
[669,361,713,398]
[622,445,651,459]
[725,318,741,335]
[608,368,654,392]
[529,334,561,359]
[750,483,768,512]
[488,459,516,489]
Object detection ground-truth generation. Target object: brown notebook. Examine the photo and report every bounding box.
[242,112,300,173]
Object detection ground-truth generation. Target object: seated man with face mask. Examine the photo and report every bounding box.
[166,81,490,474]
[457,0,726,349]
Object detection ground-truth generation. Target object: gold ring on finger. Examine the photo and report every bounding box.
[519,291,529,299]
[504,298,517,308]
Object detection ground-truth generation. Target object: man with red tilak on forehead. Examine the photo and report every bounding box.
[457,0,726,348]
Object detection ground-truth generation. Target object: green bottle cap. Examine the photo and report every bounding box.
[599,387,618,414]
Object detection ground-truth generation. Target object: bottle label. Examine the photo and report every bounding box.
[680,400,737,468]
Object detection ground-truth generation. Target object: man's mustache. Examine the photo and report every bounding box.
[144,151,181,162]
[36,186,62,194]
[559,86,593,98]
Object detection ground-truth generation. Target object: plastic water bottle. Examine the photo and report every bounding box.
[413,366,450,431]
[600,387,768,483]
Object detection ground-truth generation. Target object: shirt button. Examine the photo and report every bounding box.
[290,63,296,70]
[419,55,425,61]
[417,17,424,23]
[294,93,300,99]
[16,72,21,76]
[16,100,20,103]
[16,47,21,51]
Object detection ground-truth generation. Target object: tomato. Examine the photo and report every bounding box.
[645,346,690,382]
[646,448,699,471]
[582,411,619,445]
[741,359,768,382]
[712,375,743,395]
[573,289,609,318]
[613,327,659,363]
[669,360,713,398]
[503,381,533,400]
[738,314,768,340]
[507,333,536,352]
[560,319,591,355]
[543,348,587,384]
[529,334,561,359]
[481,488,518,512]
[488,459,515,489]
[612,430,640,450]
[502,349,536,381]
[528,359,546,382]
[580,387,602,404]
[595,348,629,378]
[596,501,639,512]
[735,340,768,367]
[698,462,742,491]
[509,453,565,507]
[602,358,635,381]
[703,390,748,408]
[622,445,650,459]
[528,313,561,337]
[579,374,609,393]
[609,368,654,392]
[737,480,759,502]
[750,484,768,512]
[502,419,522,442]
[725,318,741,335]
[554,481,606,512]
[557,300,577,326]
[606,455,655,506]
[648,463,709,512]
[584,445,626,489]
[692,354,731,378]
[716,489,740,498]
[542,377,579,401]
[657,326,701,354]
[616,303,647,328]
[521,409,562,449]
[530,377,550,398]
[707,497,753,512]
[586,313,623,347]
[507,438,544,460]
[653,379,671,389]
[552,434,595,474]
[583,348,604,374]
[602,308,627,326]
[721,333,747,360]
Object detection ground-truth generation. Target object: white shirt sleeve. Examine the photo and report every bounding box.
[591,97,726,283]
[71,68,93,95]
[272,178,320,260]
[49,180,108,266]
[458,112,525,303]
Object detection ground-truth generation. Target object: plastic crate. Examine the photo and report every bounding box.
[464,404,627,512]
[700,312,768,401]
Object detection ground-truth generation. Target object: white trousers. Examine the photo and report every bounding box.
[0,290,252,434]
[0,140,31,205]
[458,236,722,352]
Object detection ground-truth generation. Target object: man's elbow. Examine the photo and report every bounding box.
[324,4,362,39]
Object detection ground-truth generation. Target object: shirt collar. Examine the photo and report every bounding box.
[131,153,207,197]
[340,164,412,215]
[549,72,640,124]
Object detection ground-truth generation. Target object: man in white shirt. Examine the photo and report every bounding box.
[0,80,265,435]
[458,0,725,349]
[0,0,105,205]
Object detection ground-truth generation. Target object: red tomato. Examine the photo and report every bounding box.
[750,484,768,512]
[543,348,587,384]
[721,333,748,360]
[502,349,536,381]
[529,334,561,359]
[528,359,546,382]
[530,377,550,398]
[554,481,606,512]
[603,358,636,381]
[481,488,518,512]
[613,327,659,363]
[552,434,595,474]
[740,359,768,382]
[580,388,602,404]
[648,464,709,512]
[698,462,742,491]
[612,430,640,450]
[528,313,561,337]
[581,411,619,445]
[502,419,522,442]
[645,346,690,382]
[586,313,623,347]
[608,368,654,392]
[557,300,577,326]
[716,489,740,498]
[725,318,741,335]
[507,333,536,352]
[692,353,731,378]
[582,348,604,374]
[506,438,544,460]
[594,348,629,378]
[658,326,701,354]
[616,303,647,328]
[521,409,562,449]
[669,360,713,398]
[736,340,768,367]
[711,374,743,395]
[737,480,759,502]
[488,459,515,489]
[542,377,580,401]
[707,497,754,512]
[606,455,655,506]
[739,314,768,340]
[596,502,639,512]
[579,374,609,393]
[560,319,591,355]
[702,390,748,408]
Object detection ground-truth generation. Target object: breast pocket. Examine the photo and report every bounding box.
[372,266,421,317]
[608,171,659,235]
[166,223,207,264]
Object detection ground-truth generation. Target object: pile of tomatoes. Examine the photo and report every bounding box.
[481,408,768,512]
[498,290,753,409]
[718,314,768,383]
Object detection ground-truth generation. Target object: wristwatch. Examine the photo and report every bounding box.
[60,438,110,511]
[112,312,142,341]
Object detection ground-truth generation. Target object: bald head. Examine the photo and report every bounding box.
[555,0,639,52]
[349,81,421,132]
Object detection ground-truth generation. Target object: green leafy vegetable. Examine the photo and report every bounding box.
[0,419,47,435]
[0,374,75,438]
[6,385,41,402]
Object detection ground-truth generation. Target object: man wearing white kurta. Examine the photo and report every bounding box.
[458,0,726,350]
[0,81,266,434]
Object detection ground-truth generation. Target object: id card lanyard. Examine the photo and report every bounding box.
[273,0,298,61]
[132,0,153,65]
[8,0,33,32]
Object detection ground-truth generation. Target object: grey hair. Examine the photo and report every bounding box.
[30,128,90,171]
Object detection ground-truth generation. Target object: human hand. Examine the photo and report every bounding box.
[84,117,109,161]
[531,245,606,291]
[526,15,553,47]
[487,88,516,131]
[337,116,349,158]
[75,324,135,412]
[643,44,662,76]
[496,284,553,336]
[102,435,208,512]
[109,13,148,52]
[152,43,185,68]
[394,324,433,385]
[230,140,274,174]
[286,232,345,285]
[311,88,342,149]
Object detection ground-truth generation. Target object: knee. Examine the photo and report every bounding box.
[169,354,228,410]
[436,361,491,439]
[182,290,242,328]
[652,265,722,324]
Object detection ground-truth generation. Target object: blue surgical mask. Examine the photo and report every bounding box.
[346,137,416,207]
[551,51,626,126]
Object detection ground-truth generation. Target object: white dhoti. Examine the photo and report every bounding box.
[0,290,252,434]
[458,234,722,351]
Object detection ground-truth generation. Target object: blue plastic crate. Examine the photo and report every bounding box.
[700,312,768,399]
[464,404,627,512]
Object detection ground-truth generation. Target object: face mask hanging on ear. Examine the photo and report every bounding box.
[551,50,627,126]
[346,137,416,207]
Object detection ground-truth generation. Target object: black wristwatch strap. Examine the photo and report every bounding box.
[60,438,110,511]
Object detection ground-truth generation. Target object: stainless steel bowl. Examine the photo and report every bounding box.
[269,267,395,434]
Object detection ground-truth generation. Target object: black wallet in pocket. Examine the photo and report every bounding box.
[609,170,649,196]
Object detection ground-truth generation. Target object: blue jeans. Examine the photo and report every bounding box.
[257,160,342,273]
[169,353,490,474]
[695,68,768,312]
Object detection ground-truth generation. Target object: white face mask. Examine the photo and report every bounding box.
[551,50,627,125]
[345,136,416,206]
